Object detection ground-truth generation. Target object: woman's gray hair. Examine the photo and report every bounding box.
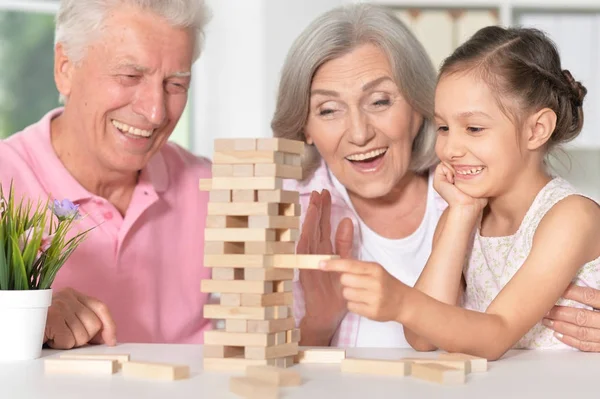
[271,4,438,180]
[55,0,210,64]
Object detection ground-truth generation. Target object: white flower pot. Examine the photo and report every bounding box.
[0,289,52,361]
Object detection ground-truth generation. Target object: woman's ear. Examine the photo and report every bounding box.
[304,131,314,145]
[526,108,557,150]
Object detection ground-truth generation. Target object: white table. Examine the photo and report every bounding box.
[1,344,597,399]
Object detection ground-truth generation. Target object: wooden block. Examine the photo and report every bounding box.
[247,317,295,333]
[410,363,465,385]
[214,138,256,151]
[276,229,299,242]
[272,254,339,269]
[199,178,211,191]
[58,353,130,363]
[275,356,295,368]
[233,164,255,177]
[245,343,299,360]
[245,242,295,255]
[275,331,287,345]
[274,280,293,293]
[208,202,279,216]
[274,307,289,319]
[229,376,279,399]
[212,164,234,177]
[248,216,299,229]
[438,353,487,372]
[204,357,275,372]
[204,241,244,255]
[213,151,284,165]
[205,215,248,229]
[204,345,245,359]
[257,138,305,155]
[254,164,302,180]
[209,190,231,203]
[401,357,471,373]
[121,361,190,381]
[246,365,301,386]
[240,292,293,307]
[286,329,301,344]
[204,331,281,347]
[232,189,257,202]
[204,228,276,242]
[341,358,410,376]
[257,190,299,204]
[226,319,249,333]
[45,358,118,375]
[294,349,346,364]
[220,293,241,306]
[212,267,245,281]
[204,254,273,268]
[204,305,285,320]
[211,177,283,190]
[244,268,295,281]
[284,153,302,166]
[280,203,301,216]
[201,279,273,294]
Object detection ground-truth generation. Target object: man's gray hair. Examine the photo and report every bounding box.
[271,4,438,180]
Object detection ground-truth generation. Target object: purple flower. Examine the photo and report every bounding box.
[51,199,80,221]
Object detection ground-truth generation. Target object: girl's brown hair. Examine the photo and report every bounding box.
[440,26,587,150]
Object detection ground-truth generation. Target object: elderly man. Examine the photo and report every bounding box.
[0,0,211,348]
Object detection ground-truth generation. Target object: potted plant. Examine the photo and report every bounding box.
[0,184,92,361]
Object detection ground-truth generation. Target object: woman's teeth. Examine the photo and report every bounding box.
[112,120,153,138]
[455,167,485,175]
[346,148,387,162]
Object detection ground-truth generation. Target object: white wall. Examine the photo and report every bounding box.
[192,0,345,158]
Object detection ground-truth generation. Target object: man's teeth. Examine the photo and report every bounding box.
[112,120,153,138]
[456,167,485,175]
[346,148,387,161]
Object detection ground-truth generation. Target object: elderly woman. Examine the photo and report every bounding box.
[0,0,211,348]
[274,3,600,351]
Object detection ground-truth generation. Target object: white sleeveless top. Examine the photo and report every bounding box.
[463,177,600,349]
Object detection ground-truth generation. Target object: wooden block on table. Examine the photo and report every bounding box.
[244,267,295,281]
[240,292,293,307]
[204,254,273,268]
[204,345,245,359]
[201,279,273,294]
[246,365,301,387]
[294,348,346,364]
[208,202,279,216]
[225,319,248,333]
[220,293,241,306]
[230,376,279,399]
[204,305,288,320]
[205,228,276,242]
[211,267,245,281]
[204,357,275,372]
[245,242,295,255]
[59,353,130,363]
[214,138,256,151]
[257,138,305,155]
[275,356,295,368]
[199,178,211,191]
[438,353,487,372]
[204,241,245,255]
[254,164,302,180]
[245,343,299,360]
[257,190,299,204]
[286,329,301,344]
[410,363,465,385]
[272,254,340,269]
[248,216,299,229]
[204,331,282,347]
[209,190,231,203]
[211,177,283,190]
[247,317,295,333]
[205,215,248,229]
[401,357,471,373]
[232,189,257,202]
[122,361,190,381]
[213,150,284,165]
[45,358,118,375]
[341,358,410,376]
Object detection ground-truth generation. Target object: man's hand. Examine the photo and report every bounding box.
[44,288,117,349]
[543,284,600,352]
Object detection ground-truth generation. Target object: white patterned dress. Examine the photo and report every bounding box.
[463,177,600,349]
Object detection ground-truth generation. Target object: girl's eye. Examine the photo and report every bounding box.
[467,127,485,133]
[437,125,449,132]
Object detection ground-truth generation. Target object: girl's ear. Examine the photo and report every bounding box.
[525,108,557,150]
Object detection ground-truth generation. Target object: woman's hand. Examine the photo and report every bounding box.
[319,258,406,323]
[434,163,487,219]
[297,190,354,345]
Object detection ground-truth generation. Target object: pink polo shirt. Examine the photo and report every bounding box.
[0,108,212,343]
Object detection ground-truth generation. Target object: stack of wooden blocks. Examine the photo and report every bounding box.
[199,138,336,372]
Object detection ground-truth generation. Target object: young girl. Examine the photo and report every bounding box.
[320,26,600,360]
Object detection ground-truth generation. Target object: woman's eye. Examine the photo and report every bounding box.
[373,99,391,106]
[319,109,335,116]
[437,126,449,132]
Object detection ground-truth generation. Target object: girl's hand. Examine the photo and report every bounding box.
[319,258,407,322]
[434,163,488,218]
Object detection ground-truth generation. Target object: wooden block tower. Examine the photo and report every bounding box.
[199,138,336,372]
